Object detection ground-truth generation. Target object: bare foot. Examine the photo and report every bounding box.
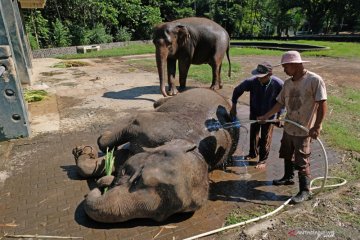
[255,161,266,169]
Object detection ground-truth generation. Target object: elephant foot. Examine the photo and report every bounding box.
[96,175,115,188]
[168,89,178,96]
[72,145,97,162]
[209,84,223,90]
[178,86,186,92]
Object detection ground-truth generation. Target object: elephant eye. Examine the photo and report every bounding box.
[129,174,143,192]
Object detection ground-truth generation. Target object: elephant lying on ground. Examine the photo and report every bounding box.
[153,17,231,97]
[72,88,239,223]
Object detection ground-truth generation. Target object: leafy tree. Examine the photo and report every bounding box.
[208,0,244,36]
[20,0,360,48]
[300,0,331,34]
[87,24,113,44]
[27,33,40,50]
[115,26,132,41]
[70,25,91,45]
[328,0,360,34]
[51,19,71,47]
[24,10,49,49]
[134,6,162,39]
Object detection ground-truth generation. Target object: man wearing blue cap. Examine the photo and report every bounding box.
[230,62,284,169]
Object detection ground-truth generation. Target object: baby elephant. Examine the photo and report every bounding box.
[73,88,239,223]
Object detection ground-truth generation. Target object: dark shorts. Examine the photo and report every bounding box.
[279,131,311,170]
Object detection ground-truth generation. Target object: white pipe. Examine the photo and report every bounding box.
[185,119,347,240]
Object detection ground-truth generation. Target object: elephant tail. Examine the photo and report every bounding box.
[226,45,231,78]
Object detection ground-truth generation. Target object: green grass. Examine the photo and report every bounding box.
[230,47,283,56]
[58,40,360,60]
[23,89,48,102]
[230,39,360,59]
[127,58,241,85]
[225,205,275,226]
[323,88,360,152]
[58,42,155,59]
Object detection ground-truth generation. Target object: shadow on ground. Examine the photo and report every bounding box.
[74,201,194,229]
[102,85,159,102]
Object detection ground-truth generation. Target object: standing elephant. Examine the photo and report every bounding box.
[153,17,231,97]
[72,88,239,223]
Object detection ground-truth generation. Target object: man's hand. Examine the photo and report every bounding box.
[230,104,237,119]
[309,125,321,139]
[273,120,284,128]
[257,115,267,124]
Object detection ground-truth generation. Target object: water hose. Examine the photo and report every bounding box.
[184,119,347,240]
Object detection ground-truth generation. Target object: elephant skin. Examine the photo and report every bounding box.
[153,17,231,97]
[74,88,239,223]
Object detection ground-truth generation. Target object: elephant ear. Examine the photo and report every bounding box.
[176,24,190,46]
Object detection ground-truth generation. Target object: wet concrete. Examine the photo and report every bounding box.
[0,56,341,240]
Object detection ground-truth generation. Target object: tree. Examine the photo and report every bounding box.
[300,0,331,34]
[51,19,71,47]
[208,0,244,37]
[87,24,113,44]
[24,10,49,49]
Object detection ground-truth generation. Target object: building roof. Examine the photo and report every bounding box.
[18,0,47,9]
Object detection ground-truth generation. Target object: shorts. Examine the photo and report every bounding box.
[279,131,311,170]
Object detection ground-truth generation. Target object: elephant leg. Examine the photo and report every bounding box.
[178,59,191,92]
[210,54,225,90]
[97,117,136,152]
[96,175,115,187]
[167,59,178,95]
[110,148,132,188]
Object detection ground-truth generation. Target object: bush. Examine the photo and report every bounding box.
[87,24,113,44]
[51,19,71,47]
[70,25,91,46]
[115,26,132,42]
[27,33,40,50]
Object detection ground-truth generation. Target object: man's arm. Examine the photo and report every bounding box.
[257,102,284,122]
[309,100,327,139]
[230,82,247,118]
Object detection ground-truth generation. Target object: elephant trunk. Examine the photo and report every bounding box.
[155,44,169,97]
[84,186,162,223]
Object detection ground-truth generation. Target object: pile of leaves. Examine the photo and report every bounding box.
[23,89,48,102]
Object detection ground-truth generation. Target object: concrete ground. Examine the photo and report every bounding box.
[0,55,340,240]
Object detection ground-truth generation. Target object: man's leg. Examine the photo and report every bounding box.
[273,132,295,185]
[247,122,260,159]
[291,136,312,204]
[259,122,274,161]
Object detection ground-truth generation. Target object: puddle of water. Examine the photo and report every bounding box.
[41,71,65,76]
[71,70,87,78]
[57,82,78,87]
